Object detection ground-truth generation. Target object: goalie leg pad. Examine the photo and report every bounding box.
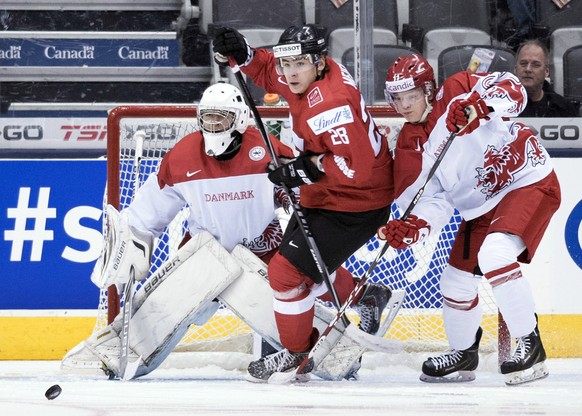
[66,232,242,378]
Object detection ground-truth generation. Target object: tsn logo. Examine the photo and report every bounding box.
[61,125,107,141]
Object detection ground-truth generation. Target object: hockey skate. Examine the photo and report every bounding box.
[357,282,392,335]
[500,323,549,386]
[420,327,482,383]
[339,282,392,381]
[246,348,314,383]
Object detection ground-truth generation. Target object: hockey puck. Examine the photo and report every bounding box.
[45,384,62,400]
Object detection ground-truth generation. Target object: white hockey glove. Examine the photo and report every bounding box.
[91,205,153,290]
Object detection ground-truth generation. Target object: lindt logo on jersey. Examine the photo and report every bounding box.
[307,105,354,135]
[44,45,95,60]
[273,44,302,57]
[118,46,169,60]
[0,46,21,60]
[386,78,415,93]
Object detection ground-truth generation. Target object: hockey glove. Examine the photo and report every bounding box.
[267,155,323,188]
[212,27,253,66]
[446,91,491,136]
[90,205,153,290]
[376,214,431,250]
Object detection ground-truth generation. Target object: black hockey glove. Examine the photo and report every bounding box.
[267,155,323,188]
[212,27,252,66]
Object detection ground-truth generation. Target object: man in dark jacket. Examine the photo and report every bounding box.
[514,39,579,117]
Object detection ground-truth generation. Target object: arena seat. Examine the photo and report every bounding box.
[311,0,399,63]
[198,0,303,49]
[403,0,493,83]
[438,45,516,85]
[550,26,582,96]
[342,45,419,104]
[563,45,582,106]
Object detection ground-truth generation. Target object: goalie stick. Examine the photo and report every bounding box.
[118,131,145,381]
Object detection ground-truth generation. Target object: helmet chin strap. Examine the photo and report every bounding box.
[416,98,433,124]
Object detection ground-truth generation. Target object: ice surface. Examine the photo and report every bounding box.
[1,354,581,415]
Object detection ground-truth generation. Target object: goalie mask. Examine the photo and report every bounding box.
[385,54,436,123]
[198,83,250,157]
[273,24,328,76]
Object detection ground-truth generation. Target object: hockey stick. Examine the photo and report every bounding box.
[228,59,348,327]
[228,59,407,383]
[119,131,145,381]
[271,124,464,383]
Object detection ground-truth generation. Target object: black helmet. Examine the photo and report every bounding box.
[273,24,328,58]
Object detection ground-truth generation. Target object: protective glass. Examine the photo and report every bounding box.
[276,54,318,76]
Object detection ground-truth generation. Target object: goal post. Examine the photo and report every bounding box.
[100,104,506,362]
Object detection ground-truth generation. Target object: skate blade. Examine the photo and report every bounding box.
[504,362,549,386]
[245,373,268,384]
[420,370,476,383]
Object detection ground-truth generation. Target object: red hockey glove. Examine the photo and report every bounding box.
[376,214,431,249]
[267,155,323,188]
[446,91,491,136]
[212,27,253,66]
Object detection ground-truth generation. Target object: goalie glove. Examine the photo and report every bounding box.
[376,214,431,250]
[267,155,323,188]
[446,91,491,136]
[91,205,153,290]
[212,26,254,66]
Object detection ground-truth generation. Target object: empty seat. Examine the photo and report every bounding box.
[404,0,492,82]
[438,45,516,85]
[199,0,304,48]
[537,0,582,34]
[199,0,305,103]
[342,45,419,104]
[564,45,582,103]
[313,0,399,62]
[550,26,582,96]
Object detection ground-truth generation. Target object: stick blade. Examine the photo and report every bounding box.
[121,356,142,381]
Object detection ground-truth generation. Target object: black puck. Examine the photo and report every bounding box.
[45,384,62,400]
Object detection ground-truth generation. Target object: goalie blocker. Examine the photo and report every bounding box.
[62,231,400,380]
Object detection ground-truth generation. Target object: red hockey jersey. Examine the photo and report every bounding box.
[241,49,394,212]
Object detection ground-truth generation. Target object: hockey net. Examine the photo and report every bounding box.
[99,105,505,367]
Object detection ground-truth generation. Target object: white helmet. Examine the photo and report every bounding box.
[197,83,250,156]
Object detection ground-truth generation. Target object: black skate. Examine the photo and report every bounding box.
[357,282,392,335]
[500,323,549,385]
[420,327,482,383]
[246,348,313,383]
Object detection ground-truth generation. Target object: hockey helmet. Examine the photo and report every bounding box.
[197,83,249,157]
[273,25,328,74]
[385,54,435,107]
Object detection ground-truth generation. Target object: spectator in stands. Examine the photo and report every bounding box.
[514,39,579,117]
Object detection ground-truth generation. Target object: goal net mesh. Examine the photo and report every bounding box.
[99,105,501,360]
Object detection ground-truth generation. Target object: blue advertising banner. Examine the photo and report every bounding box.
[0,160,105,309]
[0,38,180,67]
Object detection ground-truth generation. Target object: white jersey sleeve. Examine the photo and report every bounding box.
[125,173,187,238]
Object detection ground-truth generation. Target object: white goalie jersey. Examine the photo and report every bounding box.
[127,127,294,256]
